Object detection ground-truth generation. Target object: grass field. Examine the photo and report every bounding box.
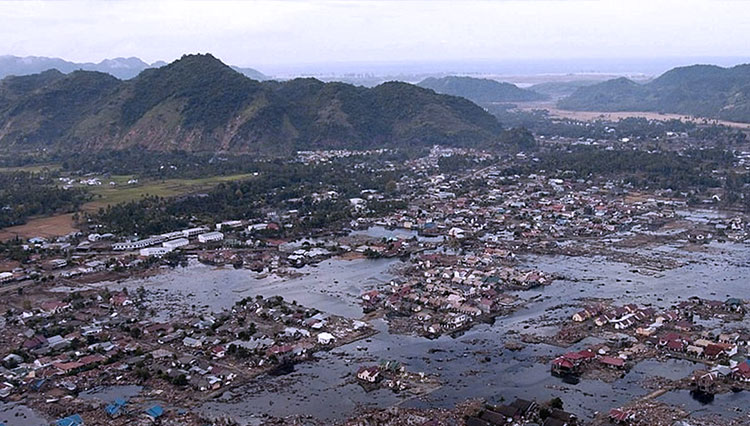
[0,163,62,173]
[0,172,256,240]
[514,101,750,129]
[82,172,257,211]
[0,213,77,241]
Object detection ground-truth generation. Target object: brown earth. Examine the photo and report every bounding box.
[0,213,78,241]
[515,102,750,129]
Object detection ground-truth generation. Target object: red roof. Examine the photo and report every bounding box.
[358,366,380,375]
[552,357,574,369]
[563,352,585,361]
[563,350,595,362]
[609,408,631,421]
[599,356,625,367]
[578,349,596,359]
[79,354,106,365]
[667,340,685,351]
[660,332,683,342]
[266,344,294,356]
[704,344,724,357]
[40,301,69,312]
[53,361,83,371]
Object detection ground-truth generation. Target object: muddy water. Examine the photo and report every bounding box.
[108,238,750,424]
[79,385,143,402]
[658,389,750,419]
[112,256,401,319]
[0,403,49,426]
[350,225,444,243]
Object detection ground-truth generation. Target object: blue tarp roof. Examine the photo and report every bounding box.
[145,405,164,419]
[105,397,128,415]
[56,414,83,426]
[31,378,46,390]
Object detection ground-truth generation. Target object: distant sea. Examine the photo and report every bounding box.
[262,56,750,80]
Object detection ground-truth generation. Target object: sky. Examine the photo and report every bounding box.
[2,0,750,74]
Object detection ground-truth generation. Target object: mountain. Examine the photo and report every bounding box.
[0,55,153,80]
[558,64,750,122]
[0,55,269,81]
[417,76,547,104]
[528,80,601,100]
[231,66,269,81]
[0,54,502,153]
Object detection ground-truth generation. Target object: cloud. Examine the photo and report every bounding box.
[0,0,748,71]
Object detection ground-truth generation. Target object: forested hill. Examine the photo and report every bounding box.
[418,76,547,103]
[0,54,269,81]
[558,64,750,123]
[0,54,503,153]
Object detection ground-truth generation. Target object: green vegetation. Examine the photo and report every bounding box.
[84,173,257,210]
[527,80,600,99]
[0,70,120,145]
[88,157,407,235]
[498,127,537,151]
[121,54,262,130]
[438,155,478,173]
[0,54,504,153]
[418,76,547,103]
[0,163,61,173]
[504,147,735,191]
[486,106,747,146]
[0,171,88,228]
[559,64,750,122]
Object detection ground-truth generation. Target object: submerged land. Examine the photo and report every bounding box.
[1,56,750,426]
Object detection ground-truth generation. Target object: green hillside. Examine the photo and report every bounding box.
[418,76,547,104]
[559,64,750,122]
[0,54,503,153]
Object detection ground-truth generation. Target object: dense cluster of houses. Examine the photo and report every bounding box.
[362,252,552,336]
[552,349,626,376]
[554,298,750,396]
[354,360,429,393]
[465,398,578,426]
[363,161,698,250]
[112,225,216,252]
[295,148,393,164]
[0,285,372,424]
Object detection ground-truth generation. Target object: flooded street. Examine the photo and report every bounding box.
[0,403,49,426]
[112,256,401,319]
[98,233,750,424]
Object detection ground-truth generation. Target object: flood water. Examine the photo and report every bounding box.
[106,234,750,424]
[112,256,401,319]
[0,403,49,426]
[79,385,143,403]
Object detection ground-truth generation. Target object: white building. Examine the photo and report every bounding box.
[317,332,335,345]
[183,337,203,348]
[182,227,209,238]
[160,231,184,240]
[217,220,243,230]
[0,272,14,283]
[349,198,366,210]
[357,366,380,383]
[139,247,173,257]
[113,236,163,251]
[163,238,189,250]
[198,232,224,243]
